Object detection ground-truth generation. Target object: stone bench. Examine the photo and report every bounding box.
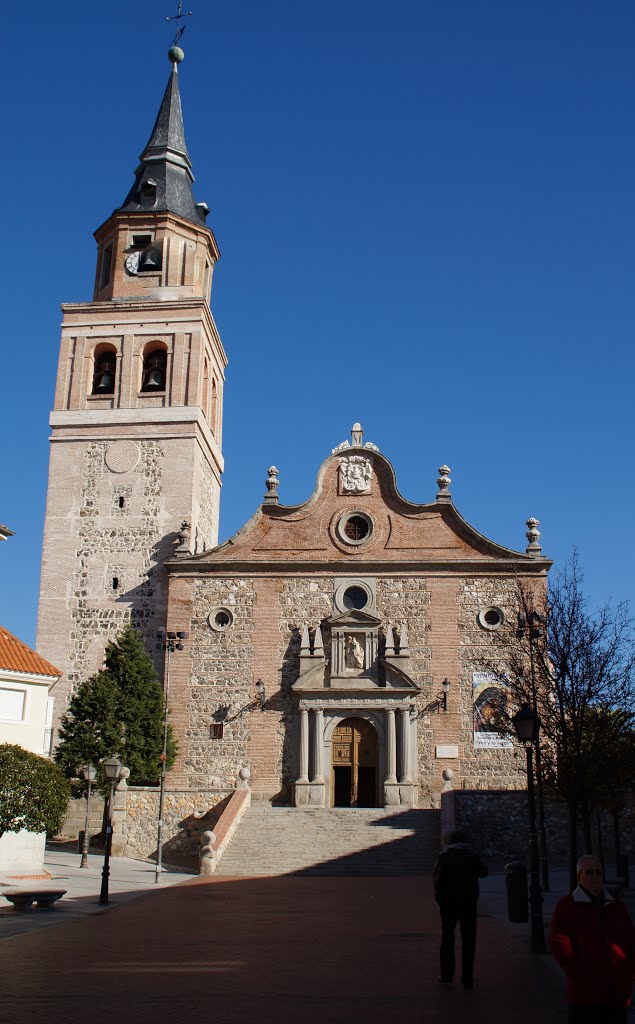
[3,889,67,912]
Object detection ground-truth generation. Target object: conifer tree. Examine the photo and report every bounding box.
[55,625,176,788]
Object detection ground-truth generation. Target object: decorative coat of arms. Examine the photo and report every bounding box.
[339,455,372,494]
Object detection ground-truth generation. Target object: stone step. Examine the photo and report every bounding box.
[216,805,440,876]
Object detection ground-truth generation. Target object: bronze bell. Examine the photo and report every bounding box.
[138,248,158,271]
[94,355,115,393]
[142,353,166,391]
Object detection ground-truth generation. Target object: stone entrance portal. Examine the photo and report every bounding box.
[331,717,379,807]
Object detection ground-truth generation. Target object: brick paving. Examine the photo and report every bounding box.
[3,871,568,1024]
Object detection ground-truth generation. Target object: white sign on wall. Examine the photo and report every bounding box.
[435,744,459,759]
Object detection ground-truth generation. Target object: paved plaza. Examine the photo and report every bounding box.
[0,850,600,1024]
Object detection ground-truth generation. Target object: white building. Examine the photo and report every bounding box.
[0,626,60,756]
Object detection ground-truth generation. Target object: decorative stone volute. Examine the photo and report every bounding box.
[436,465,452,502]
[525,517,542,555]
[264,466,279,505]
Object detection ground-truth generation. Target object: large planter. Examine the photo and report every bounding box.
[0,830,47,875]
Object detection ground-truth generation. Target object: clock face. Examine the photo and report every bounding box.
[125,251,140,275]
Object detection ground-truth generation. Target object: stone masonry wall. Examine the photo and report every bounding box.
[453,790,635,868]
[193,445,220,553]
[39,436,184,726]
[457,577,524,790]
[185,578,257,788]
[120,787,231,864]
[175,571,548,805]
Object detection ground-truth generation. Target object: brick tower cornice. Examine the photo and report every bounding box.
[59,297,227,369]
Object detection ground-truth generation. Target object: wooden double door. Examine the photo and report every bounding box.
[331,717,379,807]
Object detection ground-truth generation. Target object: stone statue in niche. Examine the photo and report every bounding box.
[339,455,372,494]
[345,635,365,670]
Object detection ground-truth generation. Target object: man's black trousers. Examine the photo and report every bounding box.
[439,901,477,985]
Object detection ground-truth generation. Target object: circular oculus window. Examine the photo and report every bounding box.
[342,585,369,610]
[208,607,234,632]
[477,607,505,630]
[336,511,373,546]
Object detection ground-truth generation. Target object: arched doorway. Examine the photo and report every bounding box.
[331,717,379,807]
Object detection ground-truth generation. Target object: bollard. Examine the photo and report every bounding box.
[505,861,529,923]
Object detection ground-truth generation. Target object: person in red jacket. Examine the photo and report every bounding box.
[550,854,635,1023]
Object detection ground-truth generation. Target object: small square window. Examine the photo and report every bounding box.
[0,687,26,722]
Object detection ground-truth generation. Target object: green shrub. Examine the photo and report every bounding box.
[0,744,70,837]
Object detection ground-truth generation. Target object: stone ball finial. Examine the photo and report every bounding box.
[525,517,542,555]
[442,768,454,782]
[238,766,251,788]
[436,465,451,501]
[199,830,217,876]
[168,45,185,63]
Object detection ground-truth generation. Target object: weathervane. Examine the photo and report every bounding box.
[166,2,192,47]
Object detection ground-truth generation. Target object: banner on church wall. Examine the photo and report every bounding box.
[472,671,513,749]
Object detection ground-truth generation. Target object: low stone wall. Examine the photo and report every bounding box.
[448,789,635,867]
[60,795,106,837]
[115,786,232,865]
[58,785,233,867]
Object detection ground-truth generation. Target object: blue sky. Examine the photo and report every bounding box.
[1,1,634,647]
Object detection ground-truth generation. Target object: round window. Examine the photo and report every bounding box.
[336,511,373,547]
[343,585,368,610]
[208,607,234,632]
[477,607,505,630]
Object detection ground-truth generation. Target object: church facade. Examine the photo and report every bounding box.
[37,50,551,810]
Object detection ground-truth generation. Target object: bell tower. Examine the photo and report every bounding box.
[37,46,226,729]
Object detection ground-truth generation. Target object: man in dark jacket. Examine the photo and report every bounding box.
[432,829,488,989]
[550,854,635,1023]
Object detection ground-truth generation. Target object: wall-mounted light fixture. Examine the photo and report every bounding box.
[413,677,451,718]
[216,680,268,726]
[255,679,266,709]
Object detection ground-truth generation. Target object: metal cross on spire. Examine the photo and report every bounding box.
[166,2,192,46]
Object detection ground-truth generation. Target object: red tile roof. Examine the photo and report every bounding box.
[0,626,61,678]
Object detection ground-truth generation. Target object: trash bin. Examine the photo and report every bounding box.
[505,861,528,922]
[77,830,85,854]
[617,853,630,888]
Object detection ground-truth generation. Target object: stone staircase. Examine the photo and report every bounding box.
[216,805,440,876]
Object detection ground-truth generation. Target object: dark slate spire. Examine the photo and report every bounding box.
[118,57,207,226]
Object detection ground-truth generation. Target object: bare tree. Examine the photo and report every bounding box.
[485,552,635,888]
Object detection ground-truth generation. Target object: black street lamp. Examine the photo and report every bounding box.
[155,629,189,884]
[99,755,124,905]
[80,763,97,868]
[512,704,546,953]
[518,608,550,891]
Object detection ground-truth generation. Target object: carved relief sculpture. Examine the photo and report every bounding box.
[339,455,372,494]
[345,635,365,670]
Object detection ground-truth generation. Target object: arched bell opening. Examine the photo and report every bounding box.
[140,342,168,393]
[91,344,117,395]
[331,716,380,808]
